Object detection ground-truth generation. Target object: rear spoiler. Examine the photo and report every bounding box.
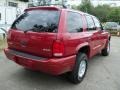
[25,6,62,12]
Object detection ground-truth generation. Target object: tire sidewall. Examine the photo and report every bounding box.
[101,40,110,56]
[73,53,88,83]
[107,41,110,54]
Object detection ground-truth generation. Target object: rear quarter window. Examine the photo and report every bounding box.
[93,16,103,30]
[67,12,83,33]
[85,15,96,31]
[11,10,60,33]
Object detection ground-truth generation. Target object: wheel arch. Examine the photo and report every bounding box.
[76,43,90,59]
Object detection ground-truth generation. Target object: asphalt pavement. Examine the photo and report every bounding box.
[0,36,120,90]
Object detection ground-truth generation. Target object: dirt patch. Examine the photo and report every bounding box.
[0,39,7,51]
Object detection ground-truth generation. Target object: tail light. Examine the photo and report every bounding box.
[53,40,65,57]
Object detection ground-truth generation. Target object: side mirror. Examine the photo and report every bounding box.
[100,24,104,31]
[95,27,103,31]
[103,26,105,30]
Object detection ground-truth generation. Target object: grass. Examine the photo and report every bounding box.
[0,39,7,51]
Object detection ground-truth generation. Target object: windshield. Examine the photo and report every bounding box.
[11,10,60,33]
[106,22,118,27]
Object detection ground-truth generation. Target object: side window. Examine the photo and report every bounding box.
[8,2,18,7]
[67,12,83,33]
[93,16,102,29]
[85,15,95,31]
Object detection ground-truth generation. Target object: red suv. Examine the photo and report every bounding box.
[4,6,111,84]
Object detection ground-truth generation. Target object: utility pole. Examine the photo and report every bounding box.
[5,0,7,25]
[62,0,64,5]
[62,0,67,8]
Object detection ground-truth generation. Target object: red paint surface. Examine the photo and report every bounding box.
[4,6,110,75]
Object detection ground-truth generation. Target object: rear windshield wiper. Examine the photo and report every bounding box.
[24,25,45,33]
[24,29,34,33]
[23,24,58,33]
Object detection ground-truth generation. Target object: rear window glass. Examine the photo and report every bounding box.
[11,10,60,33]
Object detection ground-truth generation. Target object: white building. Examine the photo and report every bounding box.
[0,0,28,25]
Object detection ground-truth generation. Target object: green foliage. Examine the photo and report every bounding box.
[73,0,120,23]
[107,7,120,23]
[92,5,110,22]
[77,0,94,14]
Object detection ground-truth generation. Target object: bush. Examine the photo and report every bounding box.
[74,0,120,23]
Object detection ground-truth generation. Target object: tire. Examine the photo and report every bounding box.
[67,52,88,84]
[101,40,110,56]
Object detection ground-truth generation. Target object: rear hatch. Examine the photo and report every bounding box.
[8,9,60,58]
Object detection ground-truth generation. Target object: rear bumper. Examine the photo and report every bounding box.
[4,48,76,75]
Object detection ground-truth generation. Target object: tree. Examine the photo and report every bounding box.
[93,5,111,22]
[108,7,120,23]
[77,0,94,14]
